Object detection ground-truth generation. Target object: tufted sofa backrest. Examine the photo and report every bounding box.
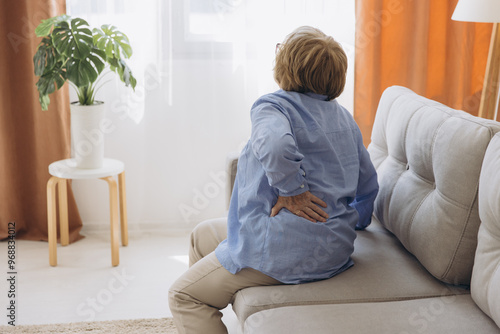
[367,86,500,285]
[472,132,500,327]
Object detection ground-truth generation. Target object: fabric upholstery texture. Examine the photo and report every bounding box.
[225,151,240,210]
[367,86,500,285]
[243,295,500,334]
[472,133,500,328]
[232,219,468,324]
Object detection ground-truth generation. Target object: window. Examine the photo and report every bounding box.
[66,0,356,227]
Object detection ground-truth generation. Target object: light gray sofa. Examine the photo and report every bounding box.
[225,86,500,333]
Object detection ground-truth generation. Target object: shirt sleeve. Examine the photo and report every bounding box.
[250,102,309,197]
[351,128,379,230]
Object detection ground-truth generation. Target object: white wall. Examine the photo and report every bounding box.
[68,0,355,232]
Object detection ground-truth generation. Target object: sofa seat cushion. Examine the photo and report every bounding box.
[368,86,500,285]
[243,295,500,334]
[472,132,500,328]
[232,219,468,325]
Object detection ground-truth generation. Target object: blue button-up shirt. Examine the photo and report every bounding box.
[215,90,378,284]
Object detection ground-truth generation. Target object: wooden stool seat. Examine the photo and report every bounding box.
[47,158,128,266]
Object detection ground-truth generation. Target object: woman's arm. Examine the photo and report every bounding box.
[250,102,307,196]
[250,102,328,222]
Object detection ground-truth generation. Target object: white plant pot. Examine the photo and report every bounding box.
[70,102,106,169]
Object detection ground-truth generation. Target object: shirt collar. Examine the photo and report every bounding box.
[305,92,329,101]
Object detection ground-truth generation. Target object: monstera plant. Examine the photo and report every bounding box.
[33,15,136,110]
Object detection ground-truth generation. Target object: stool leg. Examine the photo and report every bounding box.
[101,176,120,266]
[118,171,128,246]
[58,178,69,246]
[47,176,59,266]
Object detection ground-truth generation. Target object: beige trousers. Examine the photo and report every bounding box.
[168,217,282,334]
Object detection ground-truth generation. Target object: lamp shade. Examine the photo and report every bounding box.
[452,0,500,22]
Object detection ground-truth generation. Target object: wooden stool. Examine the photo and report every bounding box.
[47,158,128,266]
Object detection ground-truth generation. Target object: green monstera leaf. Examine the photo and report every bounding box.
[66,49,106,87]
[93,25,133,60]
[36,66,66,95]
[52,18,93,59]
[108,56,137,89]
[35,65,67,110]
[34,14,70,37]
[33,37,57,76]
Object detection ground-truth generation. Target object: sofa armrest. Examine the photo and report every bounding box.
[226,151,240,210]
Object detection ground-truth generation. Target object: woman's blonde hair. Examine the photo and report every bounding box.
[274,26,347,101]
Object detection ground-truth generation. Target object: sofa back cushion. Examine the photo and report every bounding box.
[368,86,500,285]
[472,132,500,327]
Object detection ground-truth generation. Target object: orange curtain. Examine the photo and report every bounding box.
[354,0,493,146]
[0,0,83,242]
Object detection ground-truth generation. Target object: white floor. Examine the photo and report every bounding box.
[0,225,239,332]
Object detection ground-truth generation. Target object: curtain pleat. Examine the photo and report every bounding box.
[0,0,83,242]
[354,0,493,146]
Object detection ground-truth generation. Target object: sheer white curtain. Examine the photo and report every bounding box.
[67,0,355,230]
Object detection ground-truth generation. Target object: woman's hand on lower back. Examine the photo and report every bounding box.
[270,191,328,223]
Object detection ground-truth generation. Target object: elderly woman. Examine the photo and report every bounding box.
[169,26,379,334]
